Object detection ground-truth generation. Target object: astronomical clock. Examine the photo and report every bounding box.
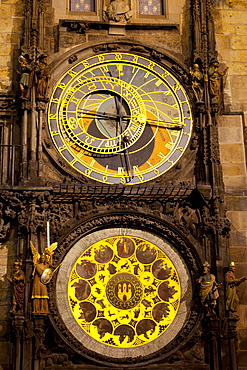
[1,0,234,369]
[48,51,192,185]
[44,44,200,367]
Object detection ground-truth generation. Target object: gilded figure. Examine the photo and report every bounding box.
[17,55,33,100]
[208,59,228,103]
[225,261,246,315]
[5,262,26,313]
[198,261,219,316]
[190,63,203,102]
[30,241,58,314]
[35,54,51,99]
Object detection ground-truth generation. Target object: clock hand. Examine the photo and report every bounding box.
[78,108,126,120]
[126,115,185,130]
[107,70,133,180]
[146,118,185,126]
[145,121,185,130]
[107,70,124,136]
[79,109,183,129]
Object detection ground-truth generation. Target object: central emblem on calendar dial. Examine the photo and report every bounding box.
[48,52,192,184]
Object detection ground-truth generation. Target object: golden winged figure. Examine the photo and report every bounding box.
[30,241,58,265]
[30,240,58,313]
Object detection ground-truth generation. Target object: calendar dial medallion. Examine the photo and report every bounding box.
[48,52,193,184]
[56,227,192,361]
[67,235,181,348]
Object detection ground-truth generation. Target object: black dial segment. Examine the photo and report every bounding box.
[90,125,155,171]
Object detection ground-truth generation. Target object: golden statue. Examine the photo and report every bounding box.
[198,261,219,316]
[30,241,58,314]
[190,63,203,102]
[225,261,246,314]
[5,262,26,313]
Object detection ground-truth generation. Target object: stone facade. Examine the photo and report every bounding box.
[0,0,25,93]
[0,0,247,369]
[214,2,247,368]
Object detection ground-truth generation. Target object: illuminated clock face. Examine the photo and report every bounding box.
[56,228,191,360]
[67,235,181,348]
[48,52,193,184]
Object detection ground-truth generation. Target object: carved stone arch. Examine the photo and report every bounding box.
[49,212,202,367]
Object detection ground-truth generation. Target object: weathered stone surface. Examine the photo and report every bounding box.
[230,50,247,61]
[239,329,247,350]
[229,231,247,247]
[0,342,11,364]
[221,163,246,176]
[215,23,236,35]
[218,127,244,143]
[238,351,247,369]
[223,175,247,189]
[236,24,247,35]
[221,10,247,25]
[220,143,245,162]
[216,34,231,49]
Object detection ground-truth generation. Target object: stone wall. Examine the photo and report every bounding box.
[214,1,247,368]
[0,2,25,367]
[0,0,25,94]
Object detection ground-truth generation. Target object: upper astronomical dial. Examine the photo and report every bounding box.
[48,52,193,185]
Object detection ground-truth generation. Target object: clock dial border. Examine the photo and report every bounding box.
[49,214,201,366]
[48,52,193,185]
[56,228,191,359]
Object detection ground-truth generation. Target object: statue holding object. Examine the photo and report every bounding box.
[198,261,220,316]
[208,59,228,104]
[190,63,203,102]
[35,54,51,100]
[17,55,33,100]
[30,241,58,314]
[225,261,247,315]
[5,262,26,314]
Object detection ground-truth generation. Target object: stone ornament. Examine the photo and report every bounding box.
[190,63,203,102]
[225,261,247,315]
[35,54,51,100]
[17,54,33,100]
[103,0,132,23]
[30,241,58,314]
[198,261,219,316]
[5,262,26,314]
[208,59,228,104]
